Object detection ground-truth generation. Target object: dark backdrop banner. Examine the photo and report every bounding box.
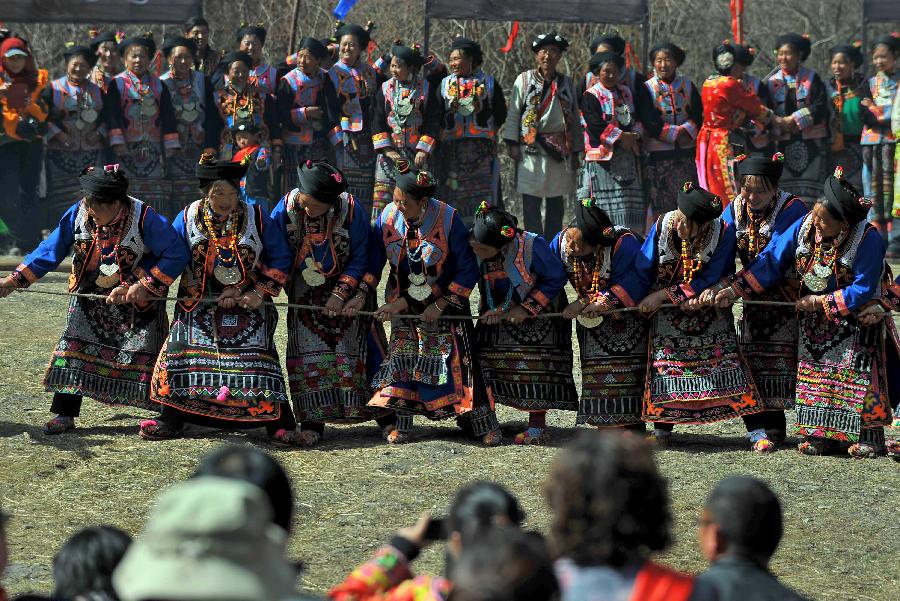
[1,0,202,24]
[864,0,899,23]
[424,0,649,24]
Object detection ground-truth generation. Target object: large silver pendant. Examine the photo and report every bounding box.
[396,99,413,117]
[457,97,475,116]
[408,272,426,286]
[803,272,828,292]
[99,262,119,276]
[80,108,98,123]
[181,109,198,122]
[74,119,88,131]
[577,314,604,329]
[408,282,432,301]
[214,265,242,286]
[615,104,632,126]
[141,101,157,117]
[813,263,831,278]
[95,273,121,289]
[301,258,326,287]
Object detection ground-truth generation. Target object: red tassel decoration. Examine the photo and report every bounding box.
[500,21,520,54]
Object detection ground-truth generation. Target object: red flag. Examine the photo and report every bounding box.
[500,21,520,54]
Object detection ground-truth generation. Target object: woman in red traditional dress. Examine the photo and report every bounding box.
[696,42,778,203]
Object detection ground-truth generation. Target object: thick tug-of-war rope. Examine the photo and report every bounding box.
[8,286,801,321]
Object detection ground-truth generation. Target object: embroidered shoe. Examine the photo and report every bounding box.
[514,427,546,445]
[886,439,900,461]
[138,419,182,441]
[847,443,878,459]
[295,429,321,447]
[797,438,832,456]
[748,428,775,454]
[482,428,504,447]
[43,415,75,435]
[387,428,412,444]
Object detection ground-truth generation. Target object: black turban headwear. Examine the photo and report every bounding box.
[874,34,900,56]
[734,152,785,181]
[391,44,424,69]
[63,45,97,68]
[829,43,864,68]
[161,36,197,59]
[394,160,437,198]
[590,34,625,56]
[218,51,253,73]
[575,199,618,246]
[472,203,518,249]
[677,182,723,224]
[88,31,117,53]
[589,51,625,74]
[196,153,248,185]
[335,24,370,48]
[80,164,129,203]
[649,41,686,67]
[775,33,811,62]
[118,34,156,57]
[450,37,483,67]
[296,159,347,205]
[821,166,871,224]
[298,37,328,60]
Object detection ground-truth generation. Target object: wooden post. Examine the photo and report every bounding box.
[861,0,868,77]
[423,0,431,57]
[288,0,303,55]
[641,13,650,74]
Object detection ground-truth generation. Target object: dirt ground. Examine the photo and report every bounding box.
[1,272,899,600]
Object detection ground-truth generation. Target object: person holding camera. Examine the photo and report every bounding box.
[0,33,48,252]
[329,481,526,600]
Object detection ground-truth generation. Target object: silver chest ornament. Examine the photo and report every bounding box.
[213,264,242,286]
[301,256,327,287]
[577,314,604,329]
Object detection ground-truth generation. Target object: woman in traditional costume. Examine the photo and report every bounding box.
[143,155,295,442]
[0,165,188,434]
[503,32,581,239]
[436,37,507,226]
[579,33,647,100]
[827,43,866,193]
[696,42,774,203]
[372,42,441,218]
[43,44,123,221]
[271,159,393,446]
[213,51,281,161]
[87,30,120,93]
[328,23,380,219]
[551,200,650,431]
[160,36,221,221]
[109,34,180,213]
[734,44,769,155]
[236,24,278,97]
[0,35,48,250]
[368,163,502,445]
[765,33,829,204]
[716,167,891,458]
[709,153,808,452]
[861,34,899,251]
[277,37,340,193]
[469,203,574,445]
[580,51,659,234]
[643,41,702,218]
[638,182,762,446]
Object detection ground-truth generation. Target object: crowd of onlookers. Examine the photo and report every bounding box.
[0,432,811,601]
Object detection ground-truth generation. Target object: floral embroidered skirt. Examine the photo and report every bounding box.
[151,300,289,425]
[794,311,893,444]
[577,311,649,426]
[737,295,798,410]
[369,304,498,436]
[45,287,167,410]
[642,306,761,424]
[286,275,389,424]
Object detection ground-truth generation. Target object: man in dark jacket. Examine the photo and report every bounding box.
[696,476,809,601]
